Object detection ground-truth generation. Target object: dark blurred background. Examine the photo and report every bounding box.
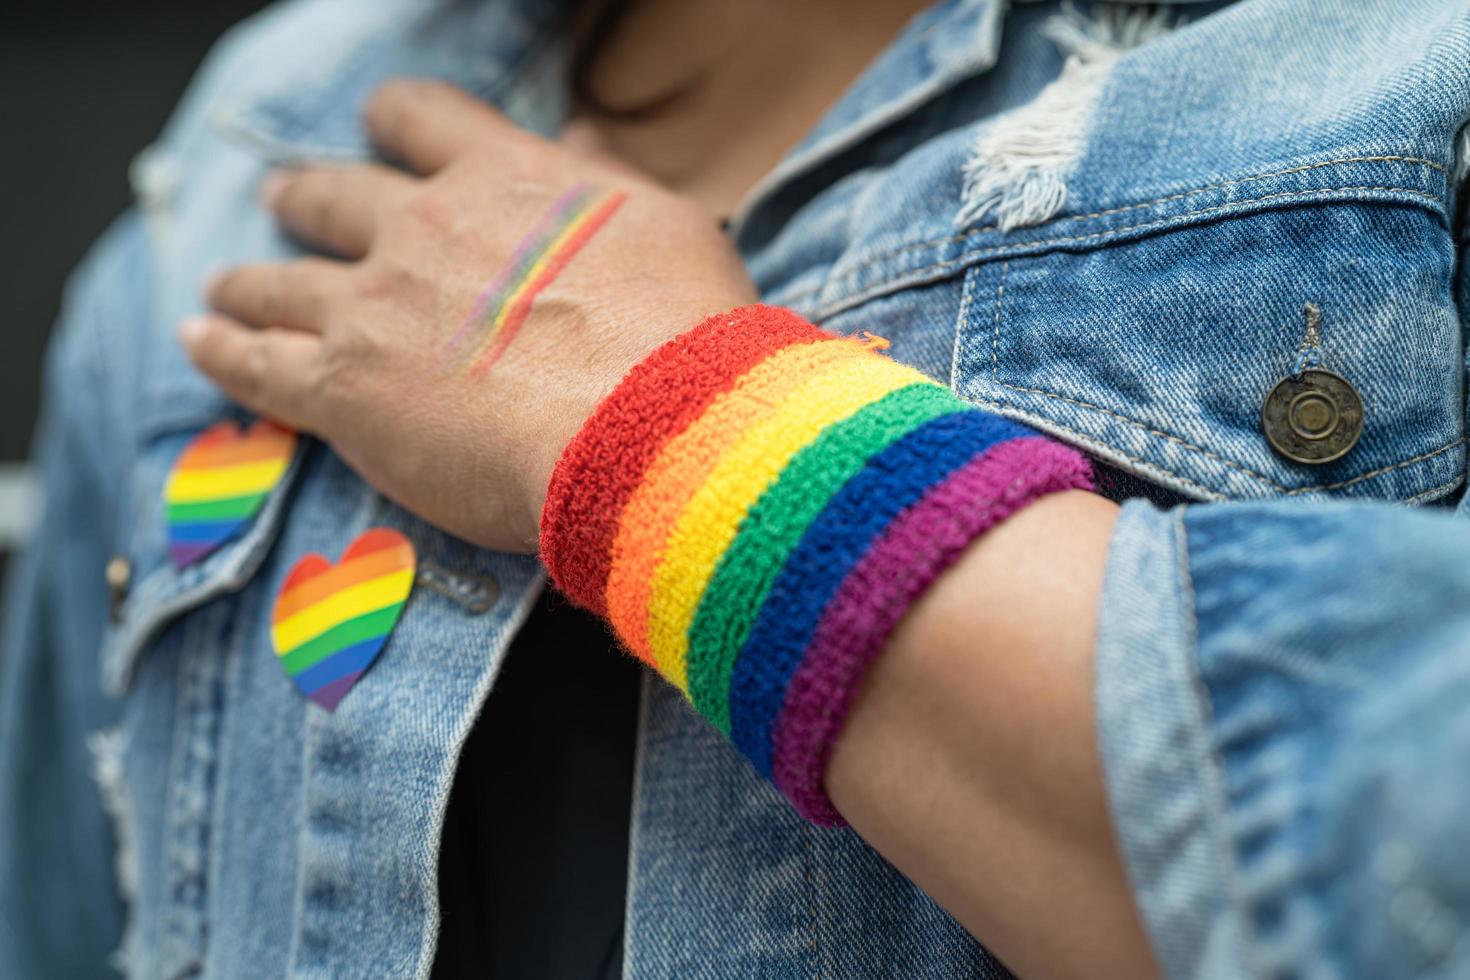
[0,0,268,573]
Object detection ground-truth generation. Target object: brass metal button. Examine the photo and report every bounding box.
[105,555,132,622]
[1261,369,1363,465]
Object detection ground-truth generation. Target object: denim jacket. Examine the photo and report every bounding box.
[5,0,1470,977]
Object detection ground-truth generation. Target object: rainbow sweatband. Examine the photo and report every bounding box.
[541,305,1092,824]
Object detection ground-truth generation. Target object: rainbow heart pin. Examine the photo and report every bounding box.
[270,529,416,711]
[165,420,296,567]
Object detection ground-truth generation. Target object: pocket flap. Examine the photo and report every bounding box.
[101,418,309,696]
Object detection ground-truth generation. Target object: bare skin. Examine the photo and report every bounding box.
[180,3,1160,976]
[831,489,1144,980]
[572,0,937,217]
[576,20,1150,972]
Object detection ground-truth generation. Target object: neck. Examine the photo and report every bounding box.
[571,0,934,217]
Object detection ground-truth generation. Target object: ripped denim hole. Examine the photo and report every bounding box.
[89,728,139,975]
[956,1,1179,232]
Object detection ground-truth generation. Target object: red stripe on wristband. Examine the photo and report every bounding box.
[540,304,825,615]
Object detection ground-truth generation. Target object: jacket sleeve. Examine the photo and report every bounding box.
[1095,495,1470,979]
[0,211,152,977]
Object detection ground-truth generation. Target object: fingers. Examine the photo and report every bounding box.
[178,315,328,431]
[206,258,351,332]
[261,163,416,258]
[364,78,528,174]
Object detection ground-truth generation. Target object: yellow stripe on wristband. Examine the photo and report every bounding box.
[605,338,876,662]
[645,353,930,687]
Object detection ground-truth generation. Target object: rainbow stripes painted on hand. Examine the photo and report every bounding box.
[441,182,628,377]
[165,420,296,567]
[541,305,1092,824]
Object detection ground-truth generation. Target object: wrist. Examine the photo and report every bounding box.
[521,291,760,536]
[539,304,1093,822]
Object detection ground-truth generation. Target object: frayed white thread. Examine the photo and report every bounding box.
[1454,125,1470,188]
[89,728,139,975]
[957,2,1176,232]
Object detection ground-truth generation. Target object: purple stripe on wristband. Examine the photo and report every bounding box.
[770,436,1093,825]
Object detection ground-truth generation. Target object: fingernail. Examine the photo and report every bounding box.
[178,316,208,347]
[260,170,289,207]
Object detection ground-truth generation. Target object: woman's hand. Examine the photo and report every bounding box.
[181,79,757,552]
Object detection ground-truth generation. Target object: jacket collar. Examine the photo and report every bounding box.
[212,0,567,164]
[210,0,1005,169]
[208,0,1220,223]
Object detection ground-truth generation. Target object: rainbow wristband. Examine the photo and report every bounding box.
[541,305,1092,824]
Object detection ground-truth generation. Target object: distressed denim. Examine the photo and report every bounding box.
[4,0,1470,977]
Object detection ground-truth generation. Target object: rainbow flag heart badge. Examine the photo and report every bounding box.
[165,420,296,567]
[271,529,416,711]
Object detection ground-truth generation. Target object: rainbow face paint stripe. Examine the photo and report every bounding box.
[164,420,296,568]
[270,528,416,712]
[441,183,628,377]
[540,305,1092,824]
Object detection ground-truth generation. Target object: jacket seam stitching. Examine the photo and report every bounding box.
[1283,440,1464,495]
[803,184,1445,319]
[1405,476,1463,505]
[991,376,1463,493]
[990,259,1009,381]
[947,257,978,391]
[961,382,1461,498]
[816,155,1447,286]
[959,396,1226,499]
[987,155,1447,229]
[800,823,822,980]
[1167,508,1266,977]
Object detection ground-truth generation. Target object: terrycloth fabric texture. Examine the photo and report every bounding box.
[724,410,1032,765]
[540,305,823,618]
[686,383,966,734]
[606,338,875,663]
[647,355,928,687]
[540,305,1093,823]
[771,436,1095,823]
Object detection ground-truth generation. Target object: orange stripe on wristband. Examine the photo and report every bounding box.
[645,353,929,688]
[604,337,879,662]
[540,306,825,617]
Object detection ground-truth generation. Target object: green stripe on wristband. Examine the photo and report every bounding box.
[686,382,968,732]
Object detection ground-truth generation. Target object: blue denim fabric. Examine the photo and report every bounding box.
[4,0,1470,976]
[628,678,1014,979]
[1098,501,1470,979]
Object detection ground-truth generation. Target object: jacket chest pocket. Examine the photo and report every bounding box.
[102,411,308,697]
[100,413,542,976]
[949,171,1464,503]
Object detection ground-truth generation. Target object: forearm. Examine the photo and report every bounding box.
[828,489,1155,980]
[175,70,1470,980]
[538,306,1147,976]
[530,300,1468,980]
